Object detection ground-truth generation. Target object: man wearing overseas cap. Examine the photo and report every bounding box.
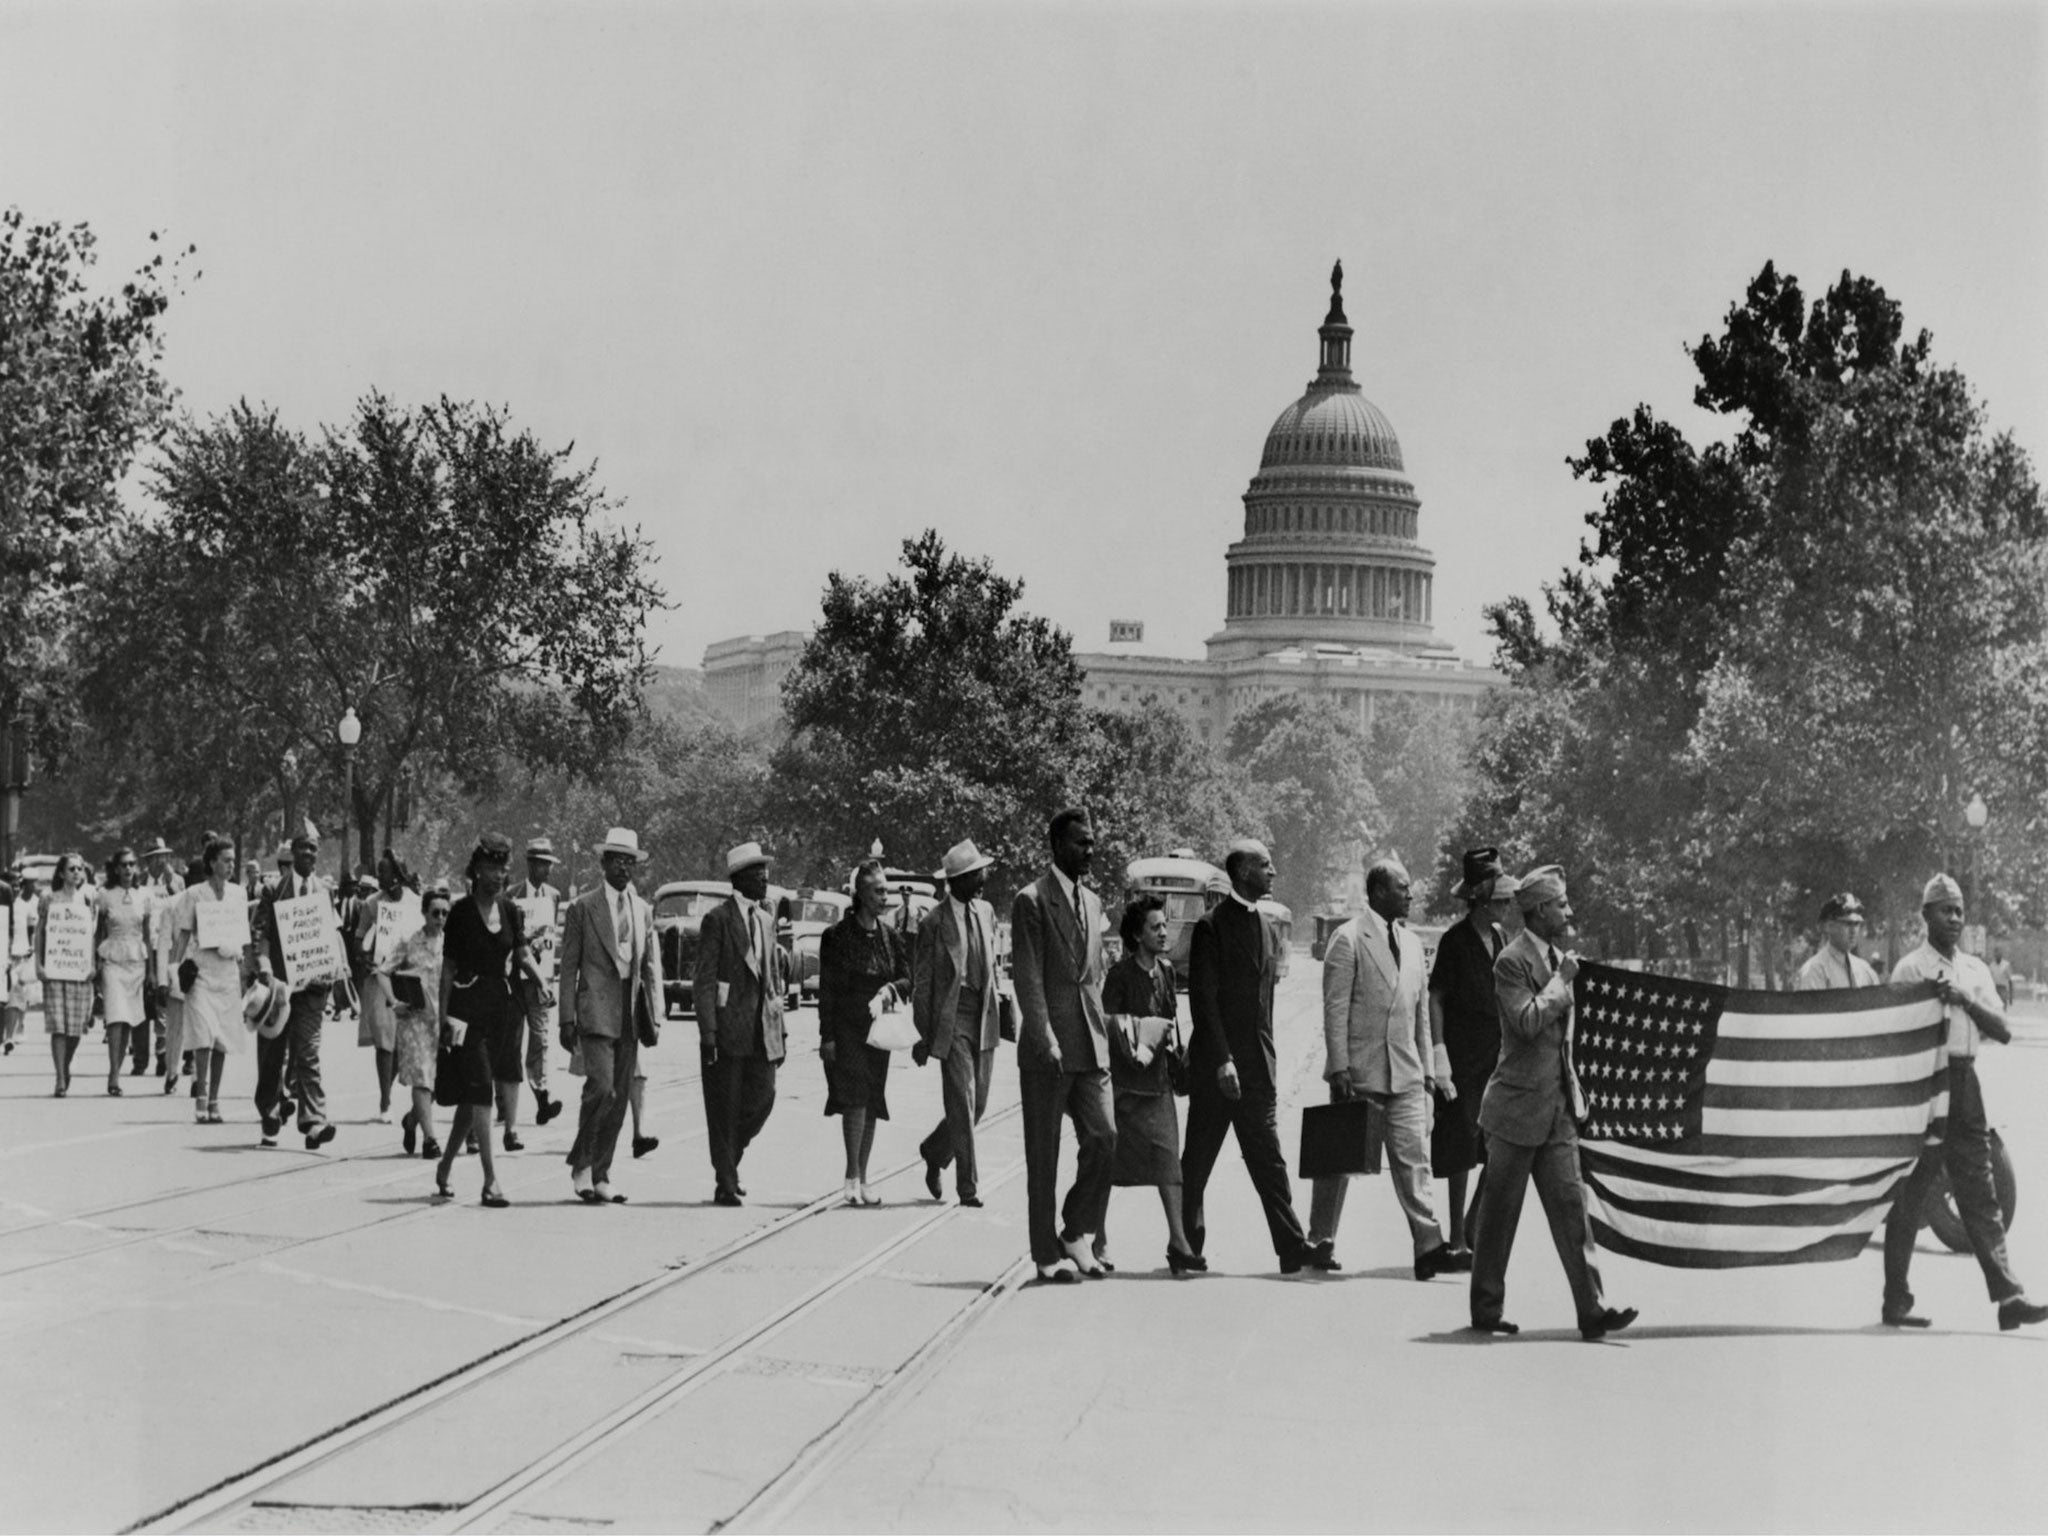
[1468,864,1635,1341]
[912,838,1006,1208]
[693,841,791,1206]
[1794,893,1879,991]
[508,837,567,1135]
[1878,873,2048,1330]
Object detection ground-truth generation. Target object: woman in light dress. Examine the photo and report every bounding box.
[383,883,448,1162]
[355,850,421,1125]
[169,836,249,1125]
[35,853,96,1097]
[95,847,155,1096]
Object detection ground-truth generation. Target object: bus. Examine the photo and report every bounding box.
[1124,852,1228,979]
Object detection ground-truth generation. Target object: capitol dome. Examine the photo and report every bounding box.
[1210,261,1440,660]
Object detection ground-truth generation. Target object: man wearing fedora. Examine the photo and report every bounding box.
[913,838,1005,1207]
[1429,847,1518,1259]
[1469,864,1634,1340]
[1795,893,1879,991]
[559,827,663,1203]
[254,826,338,1150]
[694,842,789,1206]
[509,837,566,1135]
[1879,873,2047,1330]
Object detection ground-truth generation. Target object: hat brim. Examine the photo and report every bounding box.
[727,856,773,873]
[525,852,560,864]
[944,855,995,878]
[601,845,648,861]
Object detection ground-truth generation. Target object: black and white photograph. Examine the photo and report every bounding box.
[2,2,2045,1530]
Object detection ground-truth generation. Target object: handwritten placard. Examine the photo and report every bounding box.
[517,896,557,975]
[195,893,252,955]
[372,890,423,964]
[41,902,95,982]
[275,893,343,986]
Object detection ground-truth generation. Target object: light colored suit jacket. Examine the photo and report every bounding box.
[1321,908,1447,1095]
[693,895,789,1060]
[1479,927,1583,1148]
[1009,873,1107,1075]
[913,895,1001,1060]
[559,884,662,1042]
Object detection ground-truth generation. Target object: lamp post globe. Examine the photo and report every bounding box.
[338,708,362,881]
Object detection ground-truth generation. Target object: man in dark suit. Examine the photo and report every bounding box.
[1184,838,1322,1273]
[913,839,1004,1208]
[1469,865,1635,1341]
[559,827,662,1203]
[254,827,337,1151]
[1010,809,1116,1283]
[693,841,788,1206]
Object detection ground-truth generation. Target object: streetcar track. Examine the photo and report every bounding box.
[129,1099,1026,1535]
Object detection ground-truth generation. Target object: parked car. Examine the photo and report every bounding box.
[653,880,730,1017]
[787,888,851,1002]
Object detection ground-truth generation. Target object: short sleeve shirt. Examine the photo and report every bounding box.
[1890,943,1999,1057]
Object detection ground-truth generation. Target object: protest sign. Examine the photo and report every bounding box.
[372,890,423,964]
[275,894,344,986]
[195,895,252,956]
[41,902,95,983]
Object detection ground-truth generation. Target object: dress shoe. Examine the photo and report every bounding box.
[842,1180,863,1207]
[1579,1305,1639,1342]
[260,1113,282,1140]
[305,1123,337,1151]
[1165,1247,1207,1276]
[1062,1235,1105,1277]
[1302,1240,1341,1272]
[1469,1318,1520,1335]
[401,1109,417,1155]
[163,1074,180,1095]
[502,1131,525,1153]
[959,1194,984,1208]
[735,1182,747,1196]
[1036,1259,1083,1285]
[859,1184,882,1207]
[420,1138,441,1160]
[1999,1296,2048,1331]
[535,1093,563,1126]
[594,1184,626,1203]
[713,1188,744,1207]
[129,1059,145,1077]
[924,1156,943,1201]
[632,1134,659,1159]
[576,1188,605,1205]
[481,1188,510,1209]
[260,1130,278,1148]
[1415,1243,1459,1280]
[1881,1309,1932,1329]
[278,1096,296,1123]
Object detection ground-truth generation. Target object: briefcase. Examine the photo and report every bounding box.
[1298,1099,1383,1180]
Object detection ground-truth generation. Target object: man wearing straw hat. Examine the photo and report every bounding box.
[508,836,566,1133]
[559,827,662,1204]
[694,841,789,1206]
[912,838,1005,1208]
[254,825,338,1151]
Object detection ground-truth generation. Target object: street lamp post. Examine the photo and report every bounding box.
[338,707,361,885]
[1964,791,1989,948]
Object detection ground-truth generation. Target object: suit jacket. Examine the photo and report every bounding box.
[258,870,333,988]
[1479,927,1584,1148]
[912,894,1001,1059]
[559,884,662,1042]
[1322,908,1447,1095]
[693,894,788,1060]
[1188,896,1287,1093]
[1009,873,1107,1075]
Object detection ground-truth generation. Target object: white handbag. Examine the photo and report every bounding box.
[866,993,920,1052]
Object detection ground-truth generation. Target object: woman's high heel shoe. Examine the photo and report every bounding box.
[421,1138,442,1160]
[481,1187,509,1209]
[433,1164,454,1199]
[401,1108,417,1155]
[1166,1247,1206,1276]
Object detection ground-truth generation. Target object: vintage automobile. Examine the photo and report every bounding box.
[652,879,805,1017]
[786,888,851,1002]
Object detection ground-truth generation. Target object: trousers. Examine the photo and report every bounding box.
[1182,1078,1307,1262]
[522,987,553,1096]
[1469,1105,1605,1325]
[1309,1083,1444,1256]
[254,984,329,1130]
[702,1048,778,1197]
[1883,1057,2021,1310]
[566,1027,638,1184]
[920,1037,996,1199]
[1018,1065,1115,1265]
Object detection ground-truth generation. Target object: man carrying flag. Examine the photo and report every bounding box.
[1880,873,2047,1331]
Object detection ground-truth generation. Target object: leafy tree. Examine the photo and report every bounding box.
[767,531,1094,893]
[0,209,190,765]
[1364,694,1479,918]
[80,394,664,869]
[1227,694,1380,916]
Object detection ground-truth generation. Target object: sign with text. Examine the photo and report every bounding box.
[1108,620,1144,643]
[373,890,424,964]
[517,896,558,976]
[195,895,252,955]
[41,902,95,983]
[275,894,344,986]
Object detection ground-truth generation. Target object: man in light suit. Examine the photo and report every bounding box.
[694,841,789,1207]
[559,827,662,1204]
[1309,856,1464,1279]
[1011,809,1116,1283]
[1184,838,1322,1273]
[913,839,1005,1208]
[254,827,337,1151]
[1468,864,1636,1341]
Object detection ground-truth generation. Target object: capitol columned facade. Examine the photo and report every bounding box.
[705,265,1498,736]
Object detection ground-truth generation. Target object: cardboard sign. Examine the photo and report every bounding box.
[372,890,424,964]
[41,901,95,983]
[516,896,558,975]
[275,893,343,986]
[195,894,251,955]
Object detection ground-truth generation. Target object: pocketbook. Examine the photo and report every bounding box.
[390,972,428,1009]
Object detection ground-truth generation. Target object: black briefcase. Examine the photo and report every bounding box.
[1298,1099,1382,1180]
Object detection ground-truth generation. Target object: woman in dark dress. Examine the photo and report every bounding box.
[819,859,911,1207]
[1427,848,1519,1257]
[1103,896,1202,1275]
[435,834,543,1208]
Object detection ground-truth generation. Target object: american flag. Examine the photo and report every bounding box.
[1571,962,1949,1268]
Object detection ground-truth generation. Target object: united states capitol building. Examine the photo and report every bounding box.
[706,265,1499,736]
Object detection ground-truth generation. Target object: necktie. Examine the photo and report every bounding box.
[1388,922,1401,968]
[615,891,632,978]
[1551,946,1587,1119]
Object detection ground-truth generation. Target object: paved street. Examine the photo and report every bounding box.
[4,962,2046,1533]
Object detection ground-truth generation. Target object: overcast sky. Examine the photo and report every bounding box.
[6,1,2043,673]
